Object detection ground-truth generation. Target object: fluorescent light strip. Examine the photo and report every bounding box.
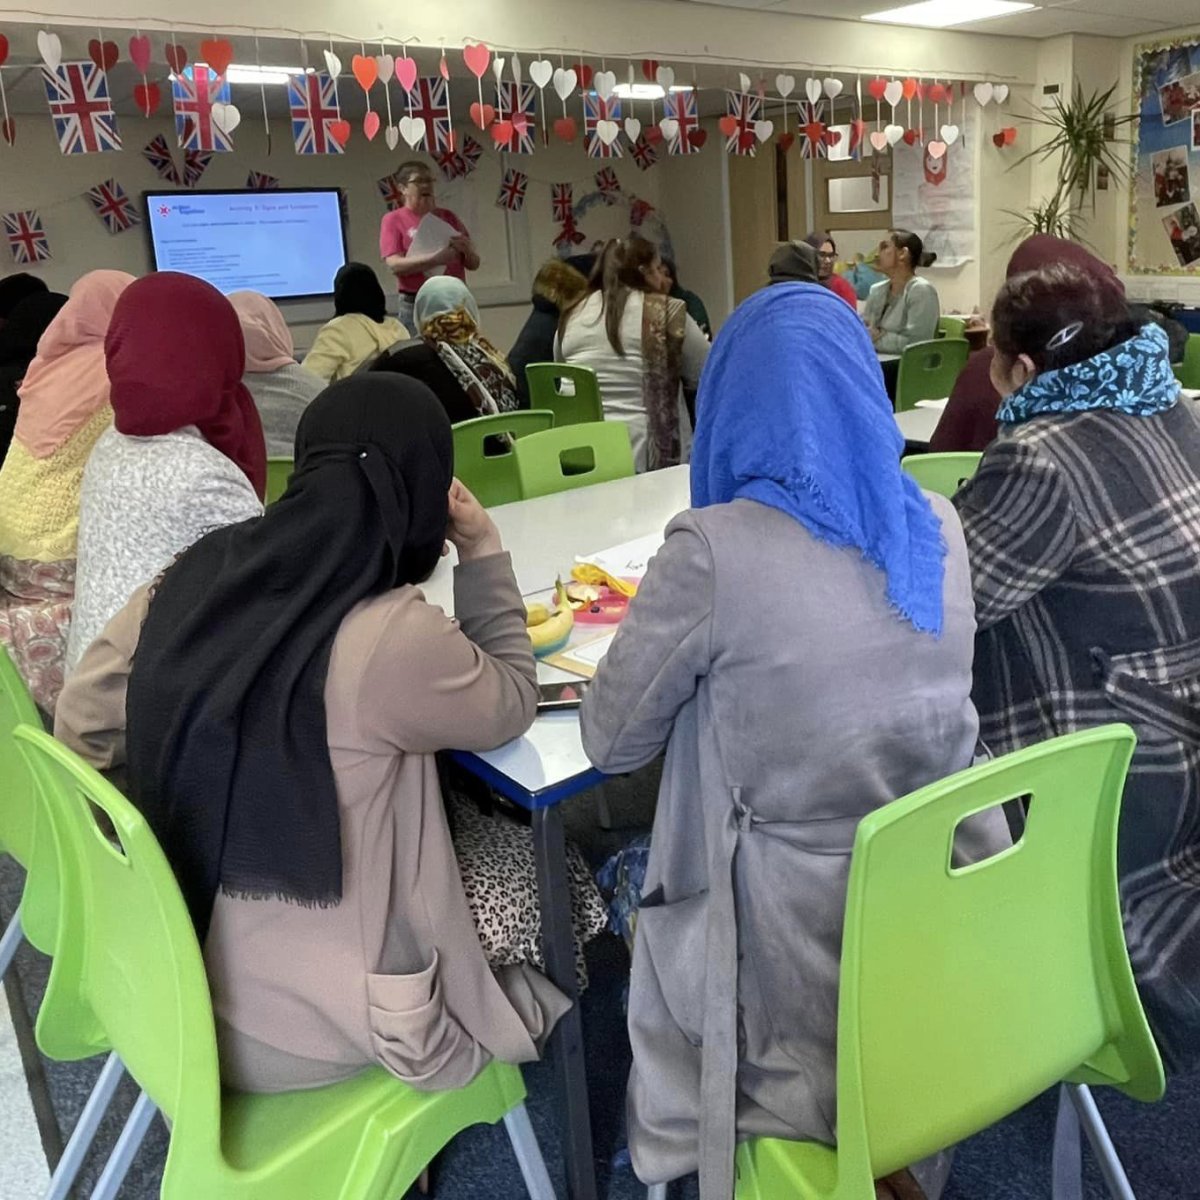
[170,63,314,85]
[862,0,1036,28]
[614,83,694,100]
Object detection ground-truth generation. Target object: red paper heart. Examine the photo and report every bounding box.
[644,125,664,145]
[463,42,490,80]
[903,129,919,146]
[718,115,739,137]
[1,118,14,146]
[553,116,578,142]
[902,77,918,101]
[363,111,381,141]
[329,119,351,147]
[778,131,796,152]
[470,102,496,131]
[867,77,888,101]
[395,56,418,93]
[165,43,188,74]
[512,112,529,134]
[1003,126,1017,145]
[88,39,118,72]
[992,131,1005,147]
[134,81,161,115]
[689,128,707,148]
[914,82,926,100]
[738,130,756,151]
[927,83,948,104]
[352,54,378,91]
[128,34,151,74]
[641,59,659,82]
[849,117,866,151]
[0,35,8,69]
[439,54,450,82]
[491,119,514,146]
[824,129,842,146]
[577,63,594,90]
[200,38,233,77]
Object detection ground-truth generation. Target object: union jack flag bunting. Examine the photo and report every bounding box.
[629,197,655,228]
[584,94,623,159]
[42,61,121,155]
[725,91,760,156]
[551,183,574,223]
[378,172,406,209]
[288,72,343,156]
[495,168,528,213]
[797,101,829,160]
[461,136,483,174]
[143,134,181,185]
[184,150,212,187]
[85,179,140,234]
[595,168,622,204]
[632,134,658,170]
[410,77,453,154]
[173,66,232,153]
[246,170,280,190]
[434,147,464,181]
[664,90,699,156]
[494,82,537,154]
[3,211,50,264]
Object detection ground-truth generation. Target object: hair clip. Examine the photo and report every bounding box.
[1046,321,1084,351]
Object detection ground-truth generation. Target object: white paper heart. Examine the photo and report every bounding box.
[885,123,904,146]
[385,124,400,151]
[529,59,553,90]
[869,130,889,152]
[776,73,795,99]
[553,67,578,101]
[37,30,62,71]
[212,103,241,135]
[628,63,635,86]
[398,115,426,148]
[595,70,617,100]
[805,77,822,105]
[974,81,994,106]
[993,83,1009,104]
[755,119,773,143]
[512,54,522,86]
[624,117,642,142]
[927,140,947,159]
[738,72,751,93]
[823,77,843,100]
[596,119,620,146]
[323,49,342,78]
[884,79,904,108]
[376,54,394,85]
[940,123,960,145]
[656,65,675,91]
[659,117,679,141]
[492,56,506,84]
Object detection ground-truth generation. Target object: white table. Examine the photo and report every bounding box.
[895,405,942,444]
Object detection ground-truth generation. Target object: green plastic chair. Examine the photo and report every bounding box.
[1178,333,1200,389]
[15,726,556,1200]
[901,452,983,499]
[265,457,292,505]
[653,725,1159,1200]
[453,410,556,508]
[936,316,966,340]
[895,338,969,413]
[524,363,604,427]
[514,422,635,499]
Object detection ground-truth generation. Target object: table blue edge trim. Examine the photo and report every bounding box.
[449,751,606,810]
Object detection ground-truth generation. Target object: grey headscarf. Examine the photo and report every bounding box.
[768,241,820,286]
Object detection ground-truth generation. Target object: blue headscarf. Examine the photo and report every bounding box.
[691,283,947,635]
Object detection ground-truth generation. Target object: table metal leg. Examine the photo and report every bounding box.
[533,806,598,1200]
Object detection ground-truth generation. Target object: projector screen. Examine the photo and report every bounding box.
[143,189,347,300]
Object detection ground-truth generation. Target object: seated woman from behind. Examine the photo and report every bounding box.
[66,274,265,673]
[302,263,407,384]
[229,291,323,457]
[558,236,709,473]
[508,256,592,407]
[0,269,134,711]
[580,282,1009,1200]
[954,262,1200,1075]
[56,375,606,1093]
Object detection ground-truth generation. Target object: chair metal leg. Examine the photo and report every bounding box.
[44,1052,125,1200]
[502,1102,557,1200]
[1052,1083,1084,1200]
[1068,1083,1137,1200]
[0,907,22,979]
[88,1087,156,1200]
[646,1184,668,1200]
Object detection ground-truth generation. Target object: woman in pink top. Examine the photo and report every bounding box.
[380,161,481,332]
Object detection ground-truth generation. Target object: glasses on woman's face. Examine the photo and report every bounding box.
[817,249,836,260]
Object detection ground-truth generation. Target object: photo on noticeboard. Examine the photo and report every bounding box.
[1162,203,1200,268]
[1152,146,1191,207]
[1158,69,1200,126]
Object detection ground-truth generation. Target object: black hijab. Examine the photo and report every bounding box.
[334,262,388,324]
[0,292,68,458]
[0,273,48,326]
[125,375,454,937]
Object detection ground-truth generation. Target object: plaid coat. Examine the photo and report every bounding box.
[955,400,1200,1072]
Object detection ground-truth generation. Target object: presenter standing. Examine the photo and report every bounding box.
[380,162,480,333]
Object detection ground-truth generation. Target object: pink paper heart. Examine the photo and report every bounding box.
[463,43,490,80]
[927,140,947,159]
[363,111,381,141]
[512,112,529,134]
[395,55,418,93]
[869,130,889,152]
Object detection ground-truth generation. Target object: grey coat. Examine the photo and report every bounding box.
[581,497,1009,1197]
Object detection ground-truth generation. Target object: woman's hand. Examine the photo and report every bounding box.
[445,478,502,562]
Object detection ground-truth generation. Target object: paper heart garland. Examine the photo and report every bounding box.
[689,128,708,148]
[823,78,843,100]
[656,65,675,90]
[993,84,1009,104]
[992,130,1005,147]
[470,102,496,130]
[642,59,659,82]
[903,128,921,146]
[134,81,161,115]
[644,125,664,145]
[776,74,795,98]
[329,120,351,147]
[1,119,14,146]
[375,54,394,85]
[735,72,748,93]
[37,30,62,71]
[529,59,553,90]
[88,39,119,72]
[884,79,904,108]
[396,56,417,93]
[755,120,773,143]
[660,117,680,141]
[491,56,506,84]
[352,55,378,91]
[927,140,947,159]
[128,35,151,74]
[553,68,578,101]
[512,112,529,134]
[357,111,376,141]
[869,130,889,152]
[212,103,240,135]
[595,70,617,100]
[805,77,822,104]
[901,78,918,101]
[463,43,490,79]
[1002,126,1017,144]
[512,55,523,86]
[624,117,642,142]
[439,54,450,82]
[974,82,994,106]
[491,119,514,146]
[825,129,842,147]
[596,119,620,146]
[884,123,904,146]
[867,78,888,101]
[576,63,594,90]
[778,131,796,152]
[738,130,756,152]
[201,38,233,77]
[718,115,738,137]
[166,43,188,74]
[927,83,948,104]
[0,35,7,68]
[385,125,400,151]
[553,116,578,142]
[323,50,341,78]
[940,123,960,145]
[396,115,425,147]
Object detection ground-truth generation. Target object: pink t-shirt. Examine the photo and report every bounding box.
[379,206,469,295]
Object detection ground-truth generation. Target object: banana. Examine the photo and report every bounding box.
[525,603,551,627]
[527,578,574,657]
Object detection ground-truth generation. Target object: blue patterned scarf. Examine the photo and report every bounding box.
[997,322,1179,426]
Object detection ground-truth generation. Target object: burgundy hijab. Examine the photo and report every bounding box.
[105,273,267,499]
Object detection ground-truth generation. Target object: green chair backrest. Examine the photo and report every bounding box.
[452,410,555,508]
[901,452,983,499]
[1180,333,1200,389]
[524,364,604,427]
[833,725,1164,1185]
[265,457,292,505]
[513,422,635,499]
[937,316,966,340]
[16,727,222,1146]
[895,338,969,413]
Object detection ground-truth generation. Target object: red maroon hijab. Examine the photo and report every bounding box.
[105,273,267,499]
